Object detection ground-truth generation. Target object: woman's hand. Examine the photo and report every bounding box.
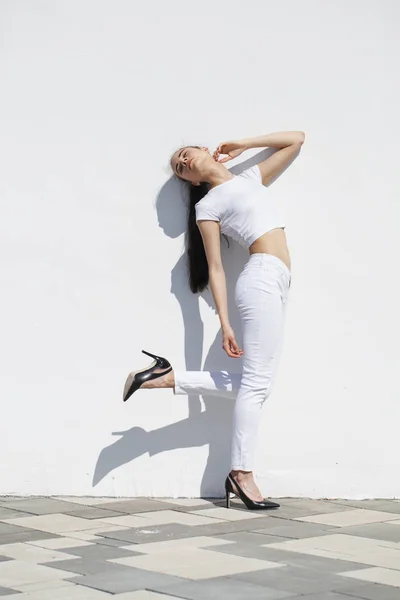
[222,325,243,358]
[213,140,247,164]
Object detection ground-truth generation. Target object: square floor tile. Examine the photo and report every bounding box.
[251,520,333,539]
[340,566,400,587]
[0,498,86,515]
[70,567,186,594]
[4,514,132,535]
[152,576,296,599]
[0,542,77,563]
[230,565,356,594]
[334,581,400,599]
[113,592,186,599]
[12,579,75,593]
[330,500,400,514]
[12,584,113,598]
[90,535,132,548]
[100,510,225,527]
[43,558,146,577]
[3,514,122,534]
[92,499,176,513]
[95,523,195,545]
[27,537,94,550]
[191,507,265,521]
[220,543,370,574]
[0,507,33,520]
[92,515,152,528]
[60,543,139,560]
[287,594,357,600]
[266,534,400,570]
[64,508,128,519]
[212,531,290,546]
[0,560,70,588]
[112,547,283,580]
[294,509,400,527]
[121,535,236,554]
[54,496,126,506]
[0,523,32,535]
[185,516,291,539]
[335,522,400,543]
[266,500,352,520]
[153,498,218,507]
[65,526,129,540]
[0,530,60,546]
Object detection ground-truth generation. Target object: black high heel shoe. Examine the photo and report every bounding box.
[123,350,172,402]
[225,474,280,510]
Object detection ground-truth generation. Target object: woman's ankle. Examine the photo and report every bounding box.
[143,369,175,389]
[231,469,253,479]
[167,370,175,388]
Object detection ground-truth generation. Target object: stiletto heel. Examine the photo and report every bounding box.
[123,350,172,402]
[225,474,280,511]
[225,478,232,508]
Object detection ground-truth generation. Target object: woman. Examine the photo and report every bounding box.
[123,131,305,510]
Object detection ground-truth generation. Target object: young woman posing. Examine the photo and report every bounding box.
[123,131,305,510]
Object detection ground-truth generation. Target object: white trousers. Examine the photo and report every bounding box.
[174,253,291,471]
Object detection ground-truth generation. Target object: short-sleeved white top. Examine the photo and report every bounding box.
[195,165,285,248]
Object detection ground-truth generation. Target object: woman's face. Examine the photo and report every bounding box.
[171,146,214,184]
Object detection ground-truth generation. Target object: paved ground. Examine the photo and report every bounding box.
[0,496,400,599]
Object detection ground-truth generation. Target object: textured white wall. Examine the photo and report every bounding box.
[1,0,399,498]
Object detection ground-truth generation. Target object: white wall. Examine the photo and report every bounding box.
[1,0,399,498]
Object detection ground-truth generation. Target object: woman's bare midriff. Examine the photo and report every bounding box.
[249,228,291,271]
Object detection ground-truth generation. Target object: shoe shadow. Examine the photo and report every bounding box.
[93,151,273,496]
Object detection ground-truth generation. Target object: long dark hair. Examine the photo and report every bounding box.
[173,145,227,294]
[186,180,210,293]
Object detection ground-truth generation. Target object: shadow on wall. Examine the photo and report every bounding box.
[93,150,274,496]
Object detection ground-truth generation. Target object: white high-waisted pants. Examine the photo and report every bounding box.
[174,253,291,471]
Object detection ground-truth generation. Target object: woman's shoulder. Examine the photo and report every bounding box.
[237,164,262,183]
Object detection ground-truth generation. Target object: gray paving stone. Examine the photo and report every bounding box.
[0,523,32,535]
[0,530,60,545]
[164,500,227,513]
[329,499,400,514]
[0,507,34,520]
[209,543,370,574]
[60,543,141,560]
[265,501,350,520]
[202,540,292,562]
[288,593,356,599]
[250,520,334,539]
[0,586,20,596]
[279,499,352,513]
[0,498,85,515]
[69,567,186,594]
[94,499,177,513]
[256,550,370,574]
[212,531,290,546]
[335,521,400,543]
[98,523,197,544]
[63,507,128,519]
[0,496,44,504]
[43,558,142,576]
[230,566,361,595]
[153,576,296,600]
[91,535,132,548]
[333,581,400,599]
[97,517,296,545]
[188,516,298,537]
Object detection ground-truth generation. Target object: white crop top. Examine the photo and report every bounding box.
[195,165,285,248]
